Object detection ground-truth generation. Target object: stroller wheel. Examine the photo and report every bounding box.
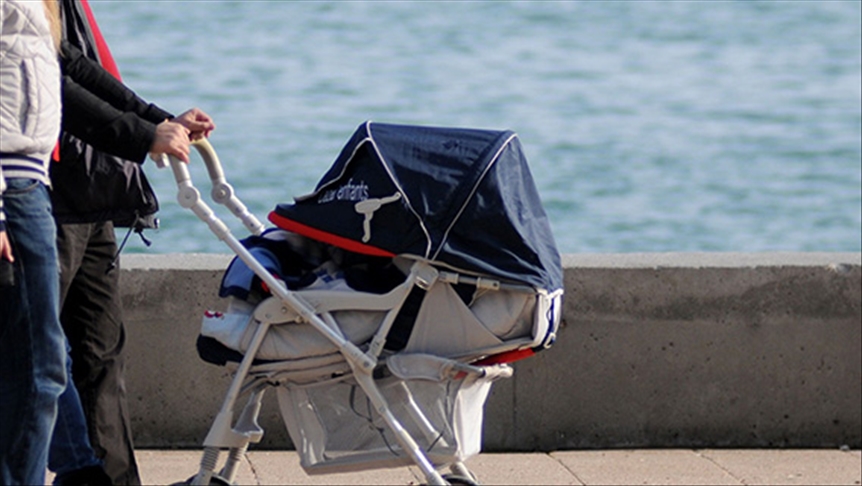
[442,474,480,485]
[170,474,231,486]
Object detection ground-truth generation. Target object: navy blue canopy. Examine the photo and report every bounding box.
[269,121,562,293]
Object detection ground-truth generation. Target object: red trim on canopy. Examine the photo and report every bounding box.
[471,348,535,366]
[268,212,396,258]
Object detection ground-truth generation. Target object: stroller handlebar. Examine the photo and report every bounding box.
[158,139,266,237]
[156,140,379,376]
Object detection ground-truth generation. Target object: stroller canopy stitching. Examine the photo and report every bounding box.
[430,131,517,262]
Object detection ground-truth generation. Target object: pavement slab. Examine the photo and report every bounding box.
[551,449,741,485]
[455,452,583,485]
[699,449,862,486]
[247,450,420,485]
[43,449,861,485]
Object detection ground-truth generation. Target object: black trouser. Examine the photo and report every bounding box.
[57,221,140,486]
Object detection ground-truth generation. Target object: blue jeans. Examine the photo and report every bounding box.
[48,350,103,478]
[0,179,67,485]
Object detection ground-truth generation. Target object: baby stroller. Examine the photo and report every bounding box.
[161,121,563,485]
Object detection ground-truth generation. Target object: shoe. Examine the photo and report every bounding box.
[53,465,113,486]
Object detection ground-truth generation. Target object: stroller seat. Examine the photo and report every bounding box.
[199,230,543,364]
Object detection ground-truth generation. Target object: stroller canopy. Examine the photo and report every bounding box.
[269,121,562,293]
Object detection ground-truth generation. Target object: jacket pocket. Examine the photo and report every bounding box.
[0,58,26,141]
[19,58,35,137]
[19,53,61,153]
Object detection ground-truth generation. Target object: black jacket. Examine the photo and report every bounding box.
[52,0,168,229]
[61,41,171,163]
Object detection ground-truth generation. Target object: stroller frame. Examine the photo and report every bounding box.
[159,140,528,486]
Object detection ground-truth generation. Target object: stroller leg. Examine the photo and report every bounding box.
[219,387,266,483]
[191,385,267,485]
[353,373,448,486]
[394,381,451,449]
[192,323,273,486]
[450,462,479,483]
[192,447,221,485]
[219,447,247,485]
[395,382,479,484]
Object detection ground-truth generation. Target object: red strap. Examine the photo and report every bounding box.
[453,348,536,380]
[55,0,122,162]
[471,348,535,366]
[78,0,121,80]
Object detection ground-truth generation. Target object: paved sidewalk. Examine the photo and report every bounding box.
[48,448,861,485]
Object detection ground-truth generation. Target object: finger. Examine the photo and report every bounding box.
[175,141,191,163]
[171,147,190,163]
[165,133,191,163]
[177,126,191,141]
[190,118,215,129]
[0,239,14,262]
[190,109,214,125]
[187,123,214,138]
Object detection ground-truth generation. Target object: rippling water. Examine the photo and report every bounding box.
[89,1,861,254]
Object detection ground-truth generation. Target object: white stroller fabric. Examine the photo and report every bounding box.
[275,367,496,474]
[200,273,538,361]
[199,226,544,361]
[403,282,534,358]
[201,261,384,361]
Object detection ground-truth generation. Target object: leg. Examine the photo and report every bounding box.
[48,350,107,481]
[49,224,107,482]
[59,221,140,485]
[0,179,66,485]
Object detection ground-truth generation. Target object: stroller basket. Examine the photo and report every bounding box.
[277,363,495,474]
[160,122,563,486]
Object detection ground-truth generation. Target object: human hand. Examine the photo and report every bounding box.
[150,120,192,163]
[173,108,216,141]
[0,230,13,263]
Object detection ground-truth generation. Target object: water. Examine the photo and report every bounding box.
[88,0,862,254]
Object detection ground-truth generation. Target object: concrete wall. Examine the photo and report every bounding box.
[119,252,861,451]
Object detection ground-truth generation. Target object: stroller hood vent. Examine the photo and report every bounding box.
[269,121,563,293]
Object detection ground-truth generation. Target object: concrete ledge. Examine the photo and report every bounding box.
[118,252,861,450]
